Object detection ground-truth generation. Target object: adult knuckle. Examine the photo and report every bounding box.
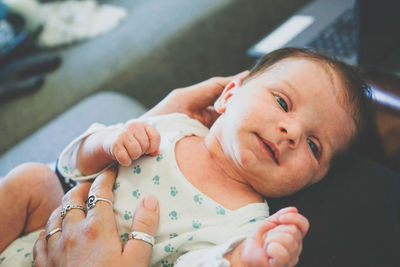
[62,191,73,204]
[89,182,101,194]
[62,231,78,249]
[64,184,84,201]
[82,220,101,240]
[133,216,156,234]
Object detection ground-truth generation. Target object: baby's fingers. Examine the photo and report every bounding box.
[266,242,297,267]
[264,225,303,267]
[123,131,145,161]
[278,212,310,237]
[143,124,160,155]
[124,122,160,157]
[113,144,132,166]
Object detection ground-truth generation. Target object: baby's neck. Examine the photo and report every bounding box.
[174,135,264,210]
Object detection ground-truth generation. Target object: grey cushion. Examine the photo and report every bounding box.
[0,0,311,156]
[0,91,146,176]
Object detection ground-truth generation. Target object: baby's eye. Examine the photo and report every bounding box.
[274,95,288,112]
[307,139,319,158]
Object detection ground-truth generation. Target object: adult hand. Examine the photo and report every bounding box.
[225,207,309,267]
[33,168,159,267]
[142,71,249,128]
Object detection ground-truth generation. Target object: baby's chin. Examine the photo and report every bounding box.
[258,180,310,198]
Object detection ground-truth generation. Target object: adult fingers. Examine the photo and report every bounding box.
[123,195,159,265]
[235,70,250,80]
[178,74,238,110]
[45,206,63,248]
[182,76,231,108]
[33,231,47,267]
[61,182,91,226]
[203,70,249,90]
[86,167,118,223]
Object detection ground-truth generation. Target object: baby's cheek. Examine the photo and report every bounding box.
[285,163,315,193]
[286,177,309,193]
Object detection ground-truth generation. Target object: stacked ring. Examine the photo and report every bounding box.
[129,231,155,247]
[60,204,87,219]
[46,228,62,242]
[86,194,113,210]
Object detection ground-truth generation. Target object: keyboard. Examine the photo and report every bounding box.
[307,7,357,59]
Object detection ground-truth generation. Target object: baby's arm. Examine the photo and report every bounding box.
[174,207,308,267]
[225,207,309,267]
[76,121,160,175]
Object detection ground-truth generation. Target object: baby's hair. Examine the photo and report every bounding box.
[246,47,377,161]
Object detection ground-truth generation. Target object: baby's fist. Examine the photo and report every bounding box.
[230,207,309,267]
[103,121,160,166]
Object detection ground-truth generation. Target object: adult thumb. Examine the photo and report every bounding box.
[122,195,159,265]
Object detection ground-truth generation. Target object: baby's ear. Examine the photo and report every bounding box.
[214,78,242,113]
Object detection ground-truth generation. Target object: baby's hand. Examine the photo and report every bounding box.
[102,121,160,166]
[227,207,309,267]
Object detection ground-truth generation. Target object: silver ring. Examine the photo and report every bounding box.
[129,231,155,247]
[86,194,113,210]
[46,228,62,242]
[61,204,87,219]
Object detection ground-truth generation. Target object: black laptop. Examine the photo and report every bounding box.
[248,0,400,75]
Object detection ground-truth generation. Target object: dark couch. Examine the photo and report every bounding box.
[268,154,400,267]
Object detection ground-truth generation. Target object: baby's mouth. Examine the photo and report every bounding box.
[257,134,280,164]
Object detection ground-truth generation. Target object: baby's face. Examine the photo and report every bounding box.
[213,58,356,197]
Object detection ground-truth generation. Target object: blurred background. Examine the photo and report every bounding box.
[0,0,399,174]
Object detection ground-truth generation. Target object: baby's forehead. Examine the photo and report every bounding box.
[269,58,351,107]
[253,57,348,96]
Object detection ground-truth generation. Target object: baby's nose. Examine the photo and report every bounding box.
[279,121,302,148]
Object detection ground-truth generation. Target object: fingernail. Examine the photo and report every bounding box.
[150,150,159,156]
[269,258,275,265]
[143,195,158,211]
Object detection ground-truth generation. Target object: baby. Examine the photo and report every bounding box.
[0,47,370,266]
